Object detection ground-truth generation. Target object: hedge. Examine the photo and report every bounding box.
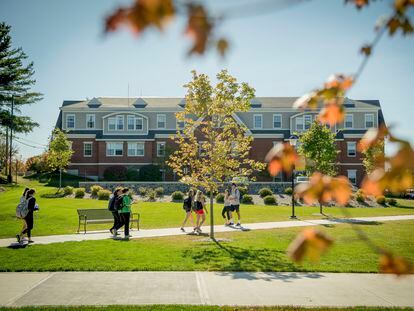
[74,188,86,198]
[216,193,224,203]
[97,189,111,200]
[259,188,273,198]
[63,186,74,196]
[263,195,277,205]
[171,191,184,201]
[241,194,253,204]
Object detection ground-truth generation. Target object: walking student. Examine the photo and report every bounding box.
[17,188,30,238]
[16,189,37,243]
[194,190,207,233]
[180,189,195,232]
[119,188,132,239]
[221,189,232,226]
[108,188,122,236]
[230,183,241,226]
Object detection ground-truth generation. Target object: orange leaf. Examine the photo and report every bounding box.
[360,44,372,56]
[358,125,388,152]
[318,102,345,127]
[185,4,213,55]
[216,38,229,57]
[265,143,298,176]
[379,252,413,276]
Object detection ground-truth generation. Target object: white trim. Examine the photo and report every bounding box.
[96,138,155,142]
[344,114,353,129]
[66,114,76,129]
[83,142,93,157]
[252,134,284,138]
[157,114,167,129]
[272,114,282,129]
[67,134,96,138]
[157,141,166,157]
[365,113,375,128]
[231,113,252,135]
[343,134,364,138]
[102,111,149,120]
[155,134,174,139]
[253,114,263,129]
[86,114,95,129]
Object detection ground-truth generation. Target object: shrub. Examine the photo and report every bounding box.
[103,166,128,181]
[355,189,366,203]
[171,191,184,201]
[63,186,74,196]
[90,185,103,197]
[155,187,164,197]
[138,187,147,197]
[263,195,277,205]
[41,191,65,198]
[284,187,293,195]
[241,194,253,204]
[376,195,386,205]
[74,188,85,198]
[238,186,248,197]
[147,189,156,201]
[216,193,224,203]
[126,168,140,181]
[138,165,162,181]
[97,189,111,200]
[386,198,397,206]
[259,188,273,198]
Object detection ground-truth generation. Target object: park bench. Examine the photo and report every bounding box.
[77,209,140,234]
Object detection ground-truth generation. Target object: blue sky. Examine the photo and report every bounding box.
[0,0,413,159]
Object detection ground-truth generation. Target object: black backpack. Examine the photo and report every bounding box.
[108,195,116,211]
[115,195,124,211]
[183,197,192,210]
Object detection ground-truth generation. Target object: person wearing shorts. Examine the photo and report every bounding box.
[230,183,241,226]
[221,189,232,225]
[194,190,207,233]
[180,189,195,232]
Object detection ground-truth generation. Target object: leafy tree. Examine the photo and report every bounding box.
[167,70,266,239]
[25,153,50,174]
[0,22,42,179]
[46,129,73,189]
[362,139,384,174]
[298,120,338,177]
[138,164,162,181]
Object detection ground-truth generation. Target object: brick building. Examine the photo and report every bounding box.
[55,97,385,185]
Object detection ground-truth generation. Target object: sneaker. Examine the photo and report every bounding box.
[236,222,241,227]
[16,234,20,243]
[28,240,34,243]
[180,227,185,232]
[110,228,114,235]
[196,227,202,233]
[229,222,234,226]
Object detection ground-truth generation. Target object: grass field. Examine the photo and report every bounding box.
[0,306,410,311]
[1,181,414,238]
[1,220,413,272]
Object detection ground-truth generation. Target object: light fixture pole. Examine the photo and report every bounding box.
[288,135,298,219]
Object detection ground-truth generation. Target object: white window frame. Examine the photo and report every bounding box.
[108,117,116,131]
[127,142,145,157]
[116,115,124,131]
[365,113,374,128]
[157,114,167,129]
[253,114,263,129]
[345,114,353,129]
[66,114,75,129]
[304,115,312,130]
[157,141,166,157]
[86,114,95,129]
[106,142,123,157]
[273,114,282,129]
[347,141,357,157]
[127,115,143,131]
[83,142,93,157]
[296,116,304,131]
[347,169,357,185]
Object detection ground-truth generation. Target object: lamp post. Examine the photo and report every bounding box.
[288,135,298,219]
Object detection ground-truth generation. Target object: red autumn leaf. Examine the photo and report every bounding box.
[318,101,345,126]
[265,143,298,176]
[358,125,388,152]
[185,4,213,55]
[287,229,334,263]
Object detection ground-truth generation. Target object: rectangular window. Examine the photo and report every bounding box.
[304,115,312,130]
[86,114,95,129]
[365,113,374,128]
[116,116,124,130]
[66,114,75,129]
[253,114,263,129]
[347,169,357,185]
[127,142,145,156]
[127,116,143,131]
[157,114,166,129]
[157,142,166,157]
[347,141,357,157]
[176,119,185,129]
[273,114,282,129]
[345,114,353,128]
[108,117,116,131]
[296,117,303,131]
[83,142,92,157]
[106,142,123,156]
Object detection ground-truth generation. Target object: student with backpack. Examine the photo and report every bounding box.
[119,188,132,239]
[230,183,241,226]
[108,188,122,237]
[16,188,30,236]
[180,189,195,232]
[193,190,208,234]
[16,189,37,243]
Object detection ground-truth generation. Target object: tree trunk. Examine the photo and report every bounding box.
[59,168,62,190]
[209,186,214,240]
[4,128,9,175]
[319,202,323,214]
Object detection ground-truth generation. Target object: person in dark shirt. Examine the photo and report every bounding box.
[180,189,195,232]
[17,189,36,243]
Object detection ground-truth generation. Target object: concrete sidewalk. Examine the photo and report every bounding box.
[2,214,414,248]
[1,271,413,307]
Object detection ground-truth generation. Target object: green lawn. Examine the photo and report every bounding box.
[0,306,410,311]
[1,220,413,272]
[1,181,414,238]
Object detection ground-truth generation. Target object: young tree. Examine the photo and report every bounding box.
[298,120,338,177]
[167,70,266,239]
[47,129,73,190]
[362,139,384,175]
[0,22,42,181]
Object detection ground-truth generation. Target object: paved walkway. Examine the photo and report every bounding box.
[1,271,413,307]
[2,215,414,248]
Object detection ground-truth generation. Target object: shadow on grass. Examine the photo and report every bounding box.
[182,238,307,276]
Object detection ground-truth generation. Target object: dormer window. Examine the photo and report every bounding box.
[365,114,374,128]
[253,114,263,129]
